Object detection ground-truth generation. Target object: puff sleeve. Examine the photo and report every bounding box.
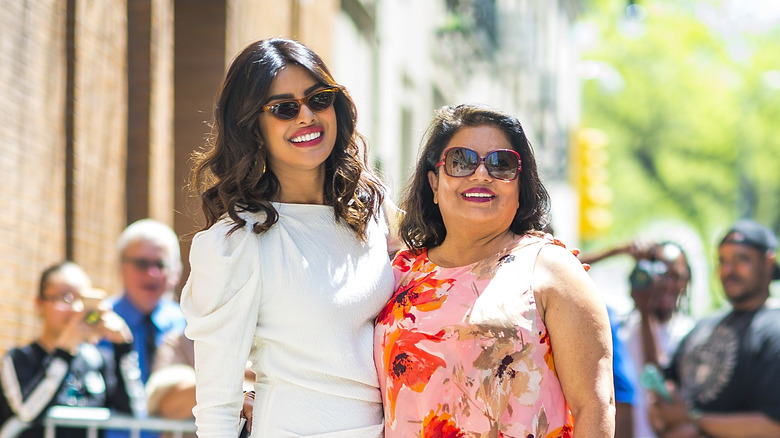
[180,219,261,438]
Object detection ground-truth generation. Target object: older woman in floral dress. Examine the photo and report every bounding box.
[374,104,615,437]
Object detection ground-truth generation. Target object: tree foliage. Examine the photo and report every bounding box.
[579,0,780,254]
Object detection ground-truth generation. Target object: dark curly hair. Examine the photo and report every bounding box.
[399,104,550,251]
[190,38,384,239]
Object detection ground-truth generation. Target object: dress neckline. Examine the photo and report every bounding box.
[422,234,543,271]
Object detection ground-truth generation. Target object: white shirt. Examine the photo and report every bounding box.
[181,203,394,437]
[621,312,695,438]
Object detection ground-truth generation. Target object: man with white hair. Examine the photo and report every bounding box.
[108,219,186,384]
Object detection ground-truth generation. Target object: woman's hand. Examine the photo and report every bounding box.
[241,391,255,435]
[55,310,93,353]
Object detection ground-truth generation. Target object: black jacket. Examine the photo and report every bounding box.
[0,342,146,438]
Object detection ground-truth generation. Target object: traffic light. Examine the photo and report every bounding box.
[570,127,613,240]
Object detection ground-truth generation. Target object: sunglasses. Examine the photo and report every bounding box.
[261,87,341,120]
[435,147,522,181]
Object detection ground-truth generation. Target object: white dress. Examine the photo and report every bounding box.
[180,203,394,437]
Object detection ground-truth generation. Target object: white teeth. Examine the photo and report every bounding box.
[463,192,494,198]
[290,131,322,143]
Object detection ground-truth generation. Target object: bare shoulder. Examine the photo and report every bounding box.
[534,241,592,286]
[532,241,601,316]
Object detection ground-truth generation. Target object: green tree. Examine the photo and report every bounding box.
[579,1,780,305]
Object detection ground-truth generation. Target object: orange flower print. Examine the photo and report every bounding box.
[383,328,447,422]
[539,329,556,375]
[376,270,454,326]
[392,250,414,273]
[544,424,573,438]
[421,409,467,437]
[392,249,436,274]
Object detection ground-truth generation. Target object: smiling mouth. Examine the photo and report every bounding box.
[462,192,495,199]
[290,131,322,143]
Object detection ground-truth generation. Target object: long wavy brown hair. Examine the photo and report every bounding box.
[399,104,550,251]
[190,38,384,239]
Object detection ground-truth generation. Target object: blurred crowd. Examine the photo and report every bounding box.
[582,219,780,438]
[2,215,779,438]
[0,219,231,438]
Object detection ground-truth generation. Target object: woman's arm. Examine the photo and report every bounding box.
[382,199,405,259]
[534,244,616,438]
[180,221,262,438]
[149,371,197,420]
[146,333,196,419]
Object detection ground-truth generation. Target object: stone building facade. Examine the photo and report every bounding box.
[0,0,583,355]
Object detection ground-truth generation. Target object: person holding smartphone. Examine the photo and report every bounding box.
[0,262,145,438]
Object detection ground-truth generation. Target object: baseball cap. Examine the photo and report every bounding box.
[720,219,780,280]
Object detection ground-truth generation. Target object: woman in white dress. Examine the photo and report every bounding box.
[181,38,394,438]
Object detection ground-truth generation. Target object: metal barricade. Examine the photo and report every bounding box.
[0,406,196,438]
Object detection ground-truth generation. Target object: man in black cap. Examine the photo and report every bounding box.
[649,219,780,438]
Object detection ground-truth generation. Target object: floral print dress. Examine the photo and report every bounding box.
[374,234,574,438]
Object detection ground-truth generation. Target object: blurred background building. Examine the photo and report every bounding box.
[0,0,585,355]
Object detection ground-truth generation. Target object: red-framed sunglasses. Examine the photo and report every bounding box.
[435,147,522,181]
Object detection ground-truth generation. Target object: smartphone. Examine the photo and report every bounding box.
[238,418,249,438]
[82,288,106,325]
[640,363,672,402]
